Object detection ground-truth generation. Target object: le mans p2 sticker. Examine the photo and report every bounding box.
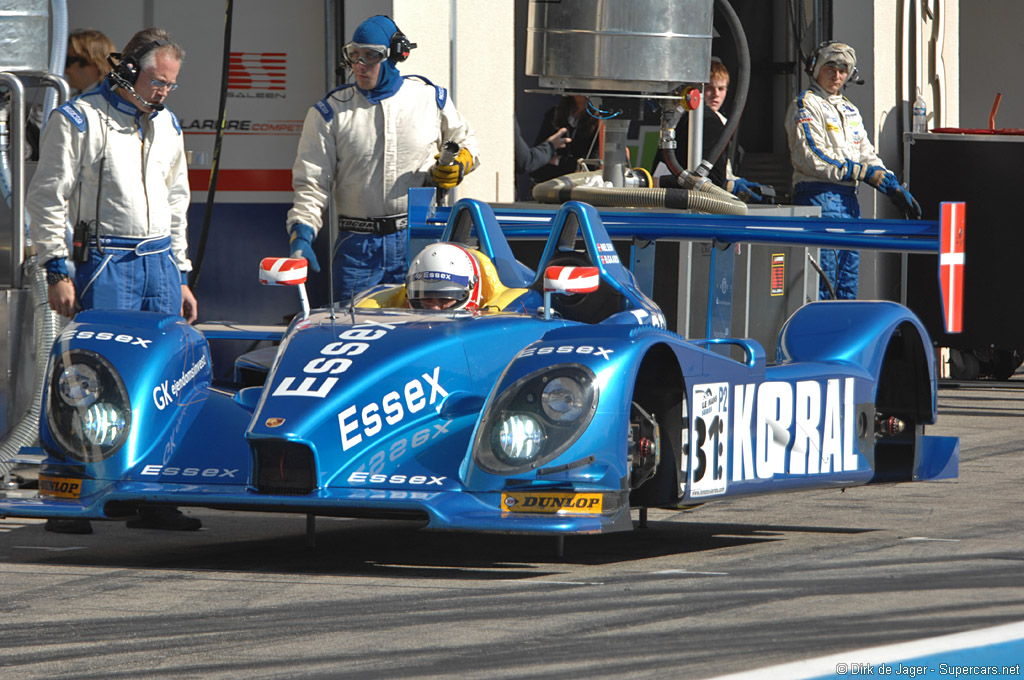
[689,382,728,498]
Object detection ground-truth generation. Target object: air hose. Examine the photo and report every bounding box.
[0,0,69,480]
[532,170,747,216]
[0,258,59,479]
[189,0,234,290]
[661,0,751,185]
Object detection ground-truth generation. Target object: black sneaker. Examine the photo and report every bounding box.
[45,518,93,534]
[126,507,202,531]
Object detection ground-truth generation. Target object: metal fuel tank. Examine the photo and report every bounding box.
[526,0,714,95]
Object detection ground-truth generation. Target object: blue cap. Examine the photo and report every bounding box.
[352,15,397,50]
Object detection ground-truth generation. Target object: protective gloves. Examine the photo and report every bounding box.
[726,177,767,204]
[887,183,922,219]
[288,223,320,272]
[431,147,474,189]
[863,165,888,188]
[874,171,923,220]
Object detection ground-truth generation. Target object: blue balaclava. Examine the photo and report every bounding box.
[351,15,403,104]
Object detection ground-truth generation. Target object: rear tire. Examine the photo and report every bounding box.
[948,349,980,381]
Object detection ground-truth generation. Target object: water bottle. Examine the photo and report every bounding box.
[912,91,927,133]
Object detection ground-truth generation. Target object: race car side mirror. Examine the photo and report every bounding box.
[260,257,310,320]
[542,265,599,320]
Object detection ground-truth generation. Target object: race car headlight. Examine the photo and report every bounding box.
[497,414,544,461]
[541,376,586,422]
[474,364,598,475]
[47,349,131,462]
[76,402,128,448]
[58,363,101,408]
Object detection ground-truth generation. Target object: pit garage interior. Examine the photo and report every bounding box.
[0,0,1022,476]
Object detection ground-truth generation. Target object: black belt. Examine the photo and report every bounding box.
[338,214,408,235]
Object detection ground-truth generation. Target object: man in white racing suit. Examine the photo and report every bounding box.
[786,41,920,299]
[28,27,197,323]
[27,28,201,534]
[287,14,479,301]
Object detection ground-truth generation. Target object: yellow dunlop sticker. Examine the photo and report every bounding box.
[38,475,83,499]
[501,492,603,515]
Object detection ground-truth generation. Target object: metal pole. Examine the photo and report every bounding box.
[37,73,69,110]
[688,86,705,172]
[0,74,25,289]
[601,118,630,187]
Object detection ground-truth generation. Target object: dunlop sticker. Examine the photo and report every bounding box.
[501,492,602,515]
[39,475,83,499]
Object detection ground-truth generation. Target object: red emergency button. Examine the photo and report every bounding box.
[681,86,701,111]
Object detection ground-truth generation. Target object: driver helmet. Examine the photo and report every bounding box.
[406,243,482,310]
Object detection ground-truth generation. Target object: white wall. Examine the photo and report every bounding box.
[959,0,1021,129]
[346,0,513,203]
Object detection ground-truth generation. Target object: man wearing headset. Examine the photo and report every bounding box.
[786,41,921,300]
[27,28,200,533]
[287,15,480,301]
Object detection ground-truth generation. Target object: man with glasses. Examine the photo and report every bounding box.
[27,28,200,533]
[786,41,920,300]
[287,14,480,301]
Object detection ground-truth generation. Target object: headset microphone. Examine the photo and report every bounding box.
[106,46,167,111]
[107,67,165,110]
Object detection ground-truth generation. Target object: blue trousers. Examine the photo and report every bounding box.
[333,229,408,302]
[75,235,182,314]
[793,182,861,300]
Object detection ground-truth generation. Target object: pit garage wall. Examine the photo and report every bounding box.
[959,0,1024,129]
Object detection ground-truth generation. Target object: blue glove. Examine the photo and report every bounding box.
[727,177,766,204]
[864,165,888,188]
[288,223,320,272]
[873,171,922,219]
[888,183,922,220]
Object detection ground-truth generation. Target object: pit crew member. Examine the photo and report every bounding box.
[785,41,921,299]
[27,27,200,533]
[287,15,480,301]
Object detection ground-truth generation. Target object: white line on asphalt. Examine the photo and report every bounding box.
[700,620,1024,680]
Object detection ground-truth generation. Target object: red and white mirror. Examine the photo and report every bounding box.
[259,257,310,319]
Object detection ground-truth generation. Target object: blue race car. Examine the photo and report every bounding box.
[0,199,958,535]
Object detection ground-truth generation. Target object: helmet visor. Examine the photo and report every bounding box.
[407,270,472,306]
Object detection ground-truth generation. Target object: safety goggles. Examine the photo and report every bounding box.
[343,42,387,66]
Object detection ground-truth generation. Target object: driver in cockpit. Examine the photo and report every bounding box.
[405,243,483,311]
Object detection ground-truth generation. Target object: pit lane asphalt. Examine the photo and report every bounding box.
[1,379,1022,680]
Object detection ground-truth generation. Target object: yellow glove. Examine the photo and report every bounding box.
[431,147,474,189]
